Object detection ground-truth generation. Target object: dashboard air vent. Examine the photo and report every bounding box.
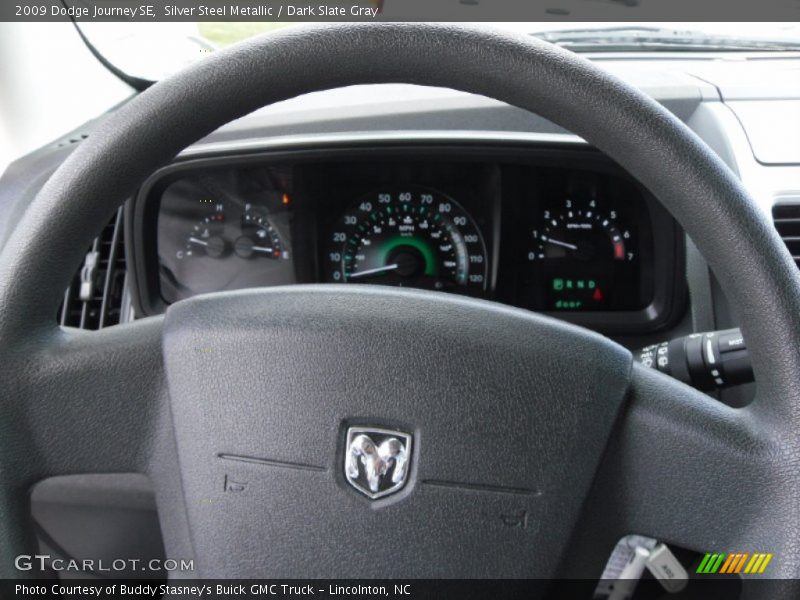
[772,201,800,269]
[58,207,128,329]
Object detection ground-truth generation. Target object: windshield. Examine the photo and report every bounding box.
[77,21,800,82]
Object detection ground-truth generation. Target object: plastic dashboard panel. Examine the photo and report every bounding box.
[127,141,686,335]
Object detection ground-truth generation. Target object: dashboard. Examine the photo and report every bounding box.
[130,143,685,333]
[3,44,797,578]
[1,52,795,346]
[0,49,793,444]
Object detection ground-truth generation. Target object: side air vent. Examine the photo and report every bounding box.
[772,200,800,269]
[58,207,130,329]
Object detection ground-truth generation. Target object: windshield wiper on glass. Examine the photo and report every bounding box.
[533,26,800,53]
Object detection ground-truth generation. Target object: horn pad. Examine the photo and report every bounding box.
[163,286,631,577]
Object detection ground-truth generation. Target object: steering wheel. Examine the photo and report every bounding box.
[1,24,799,590]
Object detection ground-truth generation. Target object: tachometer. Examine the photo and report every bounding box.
[323,187,487,293]
[532,203,632,266]
[526,192,643,311]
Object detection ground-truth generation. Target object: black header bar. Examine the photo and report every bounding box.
[4,0,800,22]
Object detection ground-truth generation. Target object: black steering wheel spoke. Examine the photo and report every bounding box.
[567,364,796,579]
[0,318,166,569]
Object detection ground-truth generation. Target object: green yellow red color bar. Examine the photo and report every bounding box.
[696,552,773,574]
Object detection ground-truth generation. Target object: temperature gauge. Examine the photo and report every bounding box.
[181,205,227,260]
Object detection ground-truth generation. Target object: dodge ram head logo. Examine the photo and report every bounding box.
[345,427,411,499]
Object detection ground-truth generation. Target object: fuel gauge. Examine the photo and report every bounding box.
[235,206,289,260]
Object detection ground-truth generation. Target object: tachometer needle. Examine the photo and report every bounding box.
[251,245,274,254]
[188,237,209,247]
[347,264,399,279]
[543,237,578,251]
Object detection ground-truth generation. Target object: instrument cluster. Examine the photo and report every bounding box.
[157,168,294,304]
[131,147,684,333]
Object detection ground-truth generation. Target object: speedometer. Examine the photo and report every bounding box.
[323,187,488,293]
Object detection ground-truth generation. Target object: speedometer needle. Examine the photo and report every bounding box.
[251,245,274,254]
[543,237,578,251]
[188,237,209,247]
[347,264,399,280]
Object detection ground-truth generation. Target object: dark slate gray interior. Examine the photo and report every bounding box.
[1,24,799,593]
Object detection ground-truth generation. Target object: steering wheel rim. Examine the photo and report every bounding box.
[1,23,799,584]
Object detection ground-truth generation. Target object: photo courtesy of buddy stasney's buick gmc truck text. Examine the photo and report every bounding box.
[14,583,405,596]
